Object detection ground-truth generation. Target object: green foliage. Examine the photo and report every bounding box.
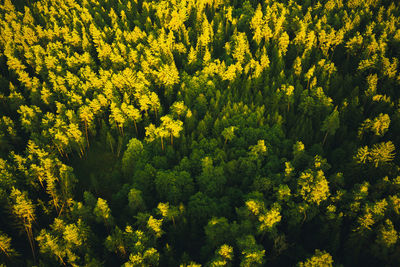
[376,219,398,248]
[237,235,265,267]
[221,126,237,145]
[155,170,194,204]
[298,249,333,267]
[298,169,330,205]
[205,217,231,248]
[356,142,396,167]
[122,138,145,175]
[36,218,90,265]
[209,244,234,267]
[9,188,35,239]
[197,157,226,196]
[248,140,267,159]
[94,198,114,225]
[106,226,160,267]
[321,108,340,144]
[0,232,15,257]
[128,188,146,212]
[359,113,391,137]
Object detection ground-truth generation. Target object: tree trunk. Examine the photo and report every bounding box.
[84,120,89,148]
[25,225,35,263]
[322,131,328,146]
[109,137,114,154]
[134,120,138,135]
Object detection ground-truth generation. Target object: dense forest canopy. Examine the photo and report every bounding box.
[0,0,400,266]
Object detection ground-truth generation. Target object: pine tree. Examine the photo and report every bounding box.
[221,126,237,145]
[78,105,94,147]
[298,249,333,267]
[0,232,15,257]
[321,108,340,145]
[369,142,396,167]
[94,198,114,226]
[10,188,36,260]
[298,170,330,205]
[160,115,183,146]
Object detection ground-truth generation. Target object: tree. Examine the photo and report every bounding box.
[278,32,290,56]
[155,170,194,204]
[157,63,180,88]
[139,94,152,117]
[147,216,163,238]
[197,157,226,196]
[145,124,158,143]
[321,108,340,145]
[157,202,180,227]
[121,103,141,135]
[249,140,267,159]
[17,105,41,133]
[236,235,265,267]
[106,225,160,266]
[10,188,36,259]
[187,192,219,228]
[94,198,114,226]
[232,32,251,65]
[0,158,15,192]
[377,219,398,246]
[0,116,18,154]
[221,126,237,145]
[105,227,127,257]
[36,229,67,265]
[149,92,161,119]
[293,57,302,76]
[304,66,315,91]
[0,232,15,258]
[355,142,396,168]
[365,73,378,97]
[257,203,282,234]
[124,247,159,267]
[128,188,146,212]
[209,244,234,267]
[171,101,190,119]
[156,126,170,151]
[36,217,91,266]
[245,199,282,234]
[110,103,126,135]
[369,142,396,167]
[277,84,295,112]
[78,105,94,146]
[122,138,144,176]
[160,115,183,146]
[205,217,231,248]
[298,170,330,205]
[362,114,390,137]
[145,121,172,151]
[298,249,333,267]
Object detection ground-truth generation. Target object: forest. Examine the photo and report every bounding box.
[0,0,400,266]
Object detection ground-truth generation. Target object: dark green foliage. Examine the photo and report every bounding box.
[155,170,194,204]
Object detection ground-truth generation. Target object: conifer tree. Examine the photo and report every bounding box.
[10,188,36,260]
